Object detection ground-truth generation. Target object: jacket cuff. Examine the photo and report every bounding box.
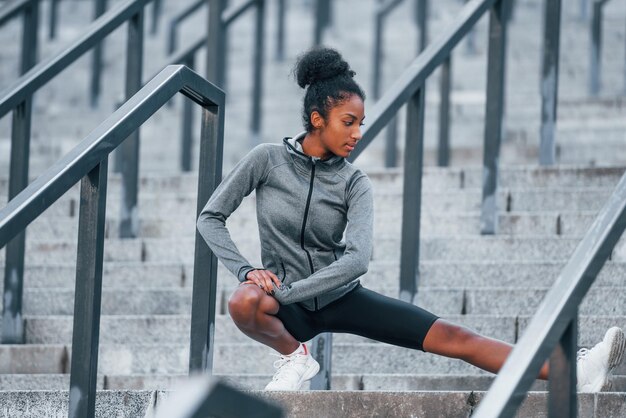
[271,283,291,304]
[237,266,256,283]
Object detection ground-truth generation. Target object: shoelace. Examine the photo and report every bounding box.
[269,353,298,381]
[577,348,589,362]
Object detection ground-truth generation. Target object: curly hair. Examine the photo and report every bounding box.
[293,47,365,132]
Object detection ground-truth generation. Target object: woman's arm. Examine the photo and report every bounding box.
[271,174,374,304]
[196,145,270,282]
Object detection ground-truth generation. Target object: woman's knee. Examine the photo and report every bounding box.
[228,285,264,324]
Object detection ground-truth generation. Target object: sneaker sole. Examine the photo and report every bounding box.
[601,327,625,391]
[606,327,625,370]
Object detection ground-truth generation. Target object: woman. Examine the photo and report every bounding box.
[197,47,624,392]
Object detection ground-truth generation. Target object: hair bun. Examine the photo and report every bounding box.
[294,47,356,89]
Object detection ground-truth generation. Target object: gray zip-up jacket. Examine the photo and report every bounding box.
[196,134,374,311]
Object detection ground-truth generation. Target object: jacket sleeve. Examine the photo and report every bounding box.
[196,145,269,282]
[272,173,374,304]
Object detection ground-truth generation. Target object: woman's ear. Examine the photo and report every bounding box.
[310,110,324,130]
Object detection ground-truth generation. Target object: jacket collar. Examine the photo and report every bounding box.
[283,133,345,169]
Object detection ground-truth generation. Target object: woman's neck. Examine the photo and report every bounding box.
[301,132,330,159]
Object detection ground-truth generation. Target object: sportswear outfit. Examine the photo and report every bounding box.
[197,133,438,351]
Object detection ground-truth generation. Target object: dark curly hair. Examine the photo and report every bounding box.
[293,47,365,132]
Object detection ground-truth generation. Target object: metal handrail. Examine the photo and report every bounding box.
[166,0,205,54]
[473,171,626,416]
[0,0,39,76]
[0,0,34,26]
[169,0,265,166]
[0,0,151,345]
[588,0,625,96]
[0,65,225,418]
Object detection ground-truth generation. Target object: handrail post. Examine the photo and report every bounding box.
[90,0,107,108]
[49,0,60,39]
[190,105,225,373]
[181,55,196,172]
[310,332,332,390]
[207,0,227,88]
[438,56,451,166]
[275,0,285,61]
[589,0,602,96]
[548,314,578,418]
[118,9,144,238]
[399,86,426,303]
[480,0,509,235]
[1,0,39,345]
[539,0,562,166]
[580,0,589,21]
[150,0,161,35]
[313,0,328,46]
[68,159,108,418]
[250,0,265,144]
[465,0,477,55]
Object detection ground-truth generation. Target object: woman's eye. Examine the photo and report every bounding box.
[344,121,353,126]
[359,123,365,127]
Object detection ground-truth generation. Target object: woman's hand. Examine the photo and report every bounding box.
[242,269,282,296]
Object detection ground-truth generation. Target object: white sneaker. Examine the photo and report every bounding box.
[577,326,625,393]
[264,347,320,391]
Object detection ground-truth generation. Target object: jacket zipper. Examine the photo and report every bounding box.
[300,160,318,309]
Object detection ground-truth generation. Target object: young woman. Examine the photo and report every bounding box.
[197,47,624,392]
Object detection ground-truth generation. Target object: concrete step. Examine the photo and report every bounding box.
[3,235,626,265]
[1,166,624,197]
[4,342,626,376]
[0,390,624,417]
[17,314,626,348]
[17,210,601,240]
[9,260,626,290]
[9,285,626,317]
[2,370,626,392]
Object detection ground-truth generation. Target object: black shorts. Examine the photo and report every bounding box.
[275,284,439,351]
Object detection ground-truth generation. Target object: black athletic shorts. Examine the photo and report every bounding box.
[275,283,439,351]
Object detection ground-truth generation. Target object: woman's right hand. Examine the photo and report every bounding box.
[243,269,282,296]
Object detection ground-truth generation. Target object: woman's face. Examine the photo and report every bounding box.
[314,94,365,159]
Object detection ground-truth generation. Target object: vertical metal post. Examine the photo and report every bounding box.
[465,0,477,55]
[539,0,562,166]
[250,0,265,144]
[151,0,161,35]
[118,11,144,238]
[589,0,602,96]
[181,56,196,172]
[314,0,328,46]
[310,333,332,390]
[276,0,285,60]
[49,0,60,39]
[548,315,578,418]
[190,105,224,373]
[207,0,227,88]
[399,87,426,303]
[68,159,108,418]
[372,13,384,100]
[438,56,451,166]
[481,0,509,235]
[580,0,589,21]
[2,0,39,345]
[90,0,107,108]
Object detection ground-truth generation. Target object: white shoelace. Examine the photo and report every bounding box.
[269,353,298,381]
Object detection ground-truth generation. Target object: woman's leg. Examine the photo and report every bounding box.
[228,284,299,355]
[422,319,549,379]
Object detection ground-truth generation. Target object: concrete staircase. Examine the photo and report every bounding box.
[1,0,626,416]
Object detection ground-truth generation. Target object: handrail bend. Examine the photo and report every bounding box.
[0,65,225,418]
[0,0,153,346]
